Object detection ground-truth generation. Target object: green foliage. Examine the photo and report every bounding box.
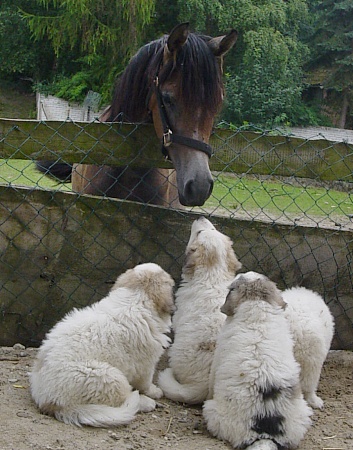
[212,0,311,127]
[307,0,353,90]
[176,0,335,127]
[2,0,350,126]
[0,7,35,74]
[0,1,54,79]
[33,54,118,104]
[19,0,156,103]
[21,0,155,60]
[34,74,91,103]
[177,0,223,32]
[304,0,353,127]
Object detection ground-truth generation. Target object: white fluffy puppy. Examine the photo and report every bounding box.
[30,263,175,427]
[204,272,312,450]
[283,286,334,409]
[158,216,242,404]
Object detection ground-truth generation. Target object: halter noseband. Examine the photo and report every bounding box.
[150,76,213,160]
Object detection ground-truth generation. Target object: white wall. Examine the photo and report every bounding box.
[36,93,106,122]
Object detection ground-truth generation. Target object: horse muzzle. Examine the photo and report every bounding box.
[179,176,214,206]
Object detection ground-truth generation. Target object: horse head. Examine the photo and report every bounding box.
[147,23,237,206]
[103,23,237,207]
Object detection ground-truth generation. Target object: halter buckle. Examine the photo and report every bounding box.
[163,129,173,147]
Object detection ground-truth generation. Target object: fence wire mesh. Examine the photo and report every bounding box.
[0,119,352,349]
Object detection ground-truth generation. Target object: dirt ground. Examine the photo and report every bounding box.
[0,345,352,450]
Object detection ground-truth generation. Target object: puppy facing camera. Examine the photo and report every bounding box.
[204,271,313,449]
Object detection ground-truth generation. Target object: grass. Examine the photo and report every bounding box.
[1,160,352,221]
[205,175,353,220]
[0,159,72,192]
[1,79,352,222]
[0,80,36,119]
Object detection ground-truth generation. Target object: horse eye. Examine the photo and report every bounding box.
[162,92,175,107]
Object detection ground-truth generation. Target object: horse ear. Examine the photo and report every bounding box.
[208,29,238,57]
[167,22,190,53]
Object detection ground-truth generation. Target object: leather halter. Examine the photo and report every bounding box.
[149,76,213,160]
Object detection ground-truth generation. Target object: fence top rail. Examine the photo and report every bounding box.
[1,118,353,181]
[288,126,353,144]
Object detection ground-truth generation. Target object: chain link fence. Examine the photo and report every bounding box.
[1,118,352,349]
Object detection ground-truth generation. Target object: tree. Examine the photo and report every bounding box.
[224,0,309,127]
[22,0,155,57]
[306,0,353,128]
[177,0,311,127]
[21,0,156,102]
[223,29,307,127]
[0,0,54,81]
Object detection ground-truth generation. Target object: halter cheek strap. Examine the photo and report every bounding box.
[151,77,213,160]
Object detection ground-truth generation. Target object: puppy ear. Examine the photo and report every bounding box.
[221,290,237,316]
[183,245,198,277]
[221,276,248,315]
[111,268,134,290]
[112,266,175,316]
[259,278,287,310]
[183,238,220,276]
[224,274,287,311]
[226,237,242,274]
[144,272,175,316]
[270,291,287,310]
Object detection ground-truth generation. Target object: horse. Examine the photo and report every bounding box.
[37,23,237,207]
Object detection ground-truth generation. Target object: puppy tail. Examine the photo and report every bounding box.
[54,390,141,427]
[158,368,208,404]
[245,440,278,450]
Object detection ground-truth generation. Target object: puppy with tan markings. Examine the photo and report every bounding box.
[30,263,175,427]
[204,272,312,450]
[283,286,334,409]
[158,217,242,404]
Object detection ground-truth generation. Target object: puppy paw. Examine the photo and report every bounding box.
[246,439,278,450]
[139,395,156,412]
[306,393,324,409]
[144,384,164,399]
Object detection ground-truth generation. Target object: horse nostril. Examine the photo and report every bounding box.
[184,179,195,200]
[184,177,213,206]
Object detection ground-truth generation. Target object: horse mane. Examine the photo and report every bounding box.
[107,33,224,122]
